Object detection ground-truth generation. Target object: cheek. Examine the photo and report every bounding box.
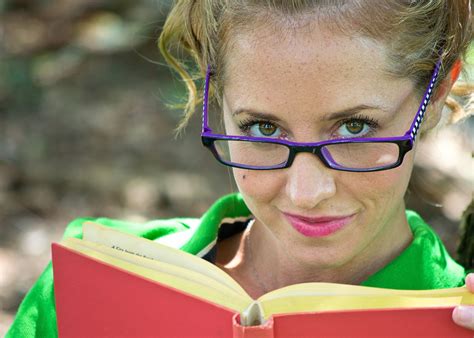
[233,168,284,203]
[345,154,414,207]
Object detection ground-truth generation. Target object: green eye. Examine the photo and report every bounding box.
[258,122,277,136]
[238,119,283,138]
[345,121,364,134]
[335,115,379,138]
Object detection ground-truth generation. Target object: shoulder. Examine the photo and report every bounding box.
[363,210,466,289]
[406,210,457,257]
[61,193,250,249]
[404,210,466,288]
[62,216,197,243]
[6,262,57,337]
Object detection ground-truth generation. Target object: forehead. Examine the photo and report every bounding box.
[222,20,414,119]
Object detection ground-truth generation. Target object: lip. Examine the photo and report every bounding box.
[283,212,356,238]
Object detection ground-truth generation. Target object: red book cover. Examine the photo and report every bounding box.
[52,243,473,337]
[52,244,237,337]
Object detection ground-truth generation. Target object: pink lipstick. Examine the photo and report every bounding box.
[283,213,355,237]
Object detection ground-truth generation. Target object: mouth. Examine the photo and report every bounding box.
[283,212,356,238]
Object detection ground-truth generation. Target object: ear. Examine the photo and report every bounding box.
[421,60,462,132]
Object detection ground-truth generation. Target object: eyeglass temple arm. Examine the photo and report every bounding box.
[406,59,442,142]
[202,65,212,133]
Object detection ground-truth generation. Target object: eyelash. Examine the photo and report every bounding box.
[334,114,380,138]
[237,118,287,138]
[236,114,381,138]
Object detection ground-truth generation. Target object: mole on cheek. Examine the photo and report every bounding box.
[242,175,246,180]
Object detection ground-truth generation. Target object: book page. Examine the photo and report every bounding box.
[259,282,473,299]
[64,238,246,299]
[260,294,467,319]
[82,221,248,296]
[61,239,252,312]
[257,283,474,319]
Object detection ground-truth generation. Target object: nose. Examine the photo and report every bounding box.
[285,152,336,210]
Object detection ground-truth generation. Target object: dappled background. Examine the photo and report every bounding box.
[0,0,472,334]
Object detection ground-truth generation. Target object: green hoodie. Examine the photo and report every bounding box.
[6,193,467,338]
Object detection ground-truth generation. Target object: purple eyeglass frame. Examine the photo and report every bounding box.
[201,60,441,172]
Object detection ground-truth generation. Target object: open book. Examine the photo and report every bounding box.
[52,222,474,337]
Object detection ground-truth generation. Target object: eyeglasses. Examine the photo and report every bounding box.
[201,61,441,172]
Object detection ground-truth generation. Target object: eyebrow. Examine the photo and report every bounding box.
[322,104,392,120]
[232,109,282,122]
[231,104,392,121]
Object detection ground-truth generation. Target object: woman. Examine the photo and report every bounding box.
[6,0,474,336]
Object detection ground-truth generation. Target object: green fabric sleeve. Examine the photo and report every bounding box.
[5,217,95,338]
[5,263,57,338]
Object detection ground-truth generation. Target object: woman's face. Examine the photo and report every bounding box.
[222,21,426,268]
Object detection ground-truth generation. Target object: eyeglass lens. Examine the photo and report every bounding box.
[213,140,400,170]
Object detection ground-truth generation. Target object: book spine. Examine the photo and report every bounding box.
[232,313,274,338]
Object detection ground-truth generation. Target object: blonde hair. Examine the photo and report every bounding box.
[159,0,473,133]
